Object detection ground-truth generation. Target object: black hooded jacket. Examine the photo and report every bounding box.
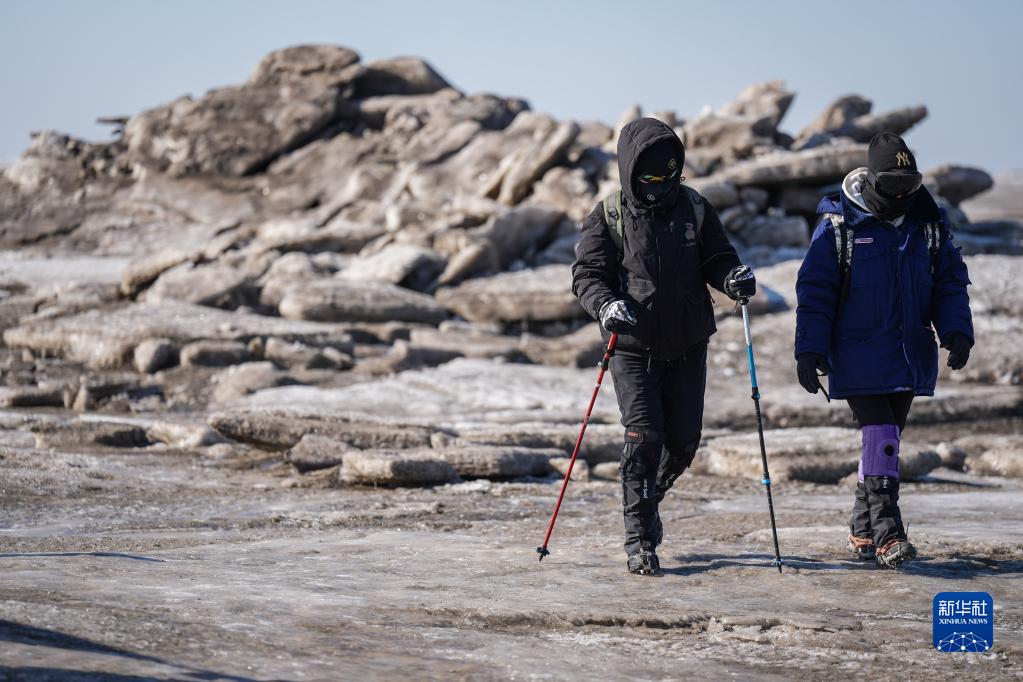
[571,118,741,360]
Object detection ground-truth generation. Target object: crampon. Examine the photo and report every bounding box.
[847,534,876,561]
[876,538,917,569]
[627,550,660,576]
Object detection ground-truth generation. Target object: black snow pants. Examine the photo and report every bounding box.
[610,342,708,556]
[847,392,914,547]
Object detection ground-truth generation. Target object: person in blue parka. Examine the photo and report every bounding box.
[794,132,974,568]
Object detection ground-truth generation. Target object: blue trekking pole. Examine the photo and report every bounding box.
[739,300,784,573]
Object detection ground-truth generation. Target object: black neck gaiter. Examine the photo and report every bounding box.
[862,182,917,222]
[637,180,679,210]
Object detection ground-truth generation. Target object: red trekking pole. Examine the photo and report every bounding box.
[537,332,618,561]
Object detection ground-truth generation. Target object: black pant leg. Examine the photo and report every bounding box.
[846,394,897,427]
[850,482,872,538]
[863,475,905,545]
[656,342,708,501]
[610,349,665,555]
[845,396,888,539]
[847,391,913,430]
[888,392,914,433]
[845,392,912,546]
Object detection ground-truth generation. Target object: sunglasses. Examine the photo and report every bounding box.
[638,169,680,184]
[868,170,923,198]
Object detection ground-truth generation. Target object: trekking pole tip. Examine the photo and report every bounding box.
[537,546,550,562]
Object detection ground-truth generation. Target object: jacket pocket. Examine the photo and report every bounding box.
[913,325,939,390]
[913,248,935,286]
[624,273,655,306]
[839,246,887,338]
[623,274,656,348]
[912,249,934,325]
[832,336,886,392]
[848,244,888,288]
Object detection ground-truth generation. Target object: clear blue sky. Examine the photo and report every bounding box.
[2,0,1020,171]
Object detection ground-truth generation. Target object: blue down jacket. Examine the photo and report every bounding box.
[794,183,974,398]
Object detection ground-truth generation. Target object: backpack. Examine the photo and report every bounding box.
[601,185,706,254]
[821,208,945,310]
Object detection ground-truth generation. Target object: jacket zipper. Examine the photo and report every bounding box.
[653,213,664,357]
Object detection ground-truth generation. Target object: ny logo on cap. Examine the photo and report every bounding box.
[896,151,911,167]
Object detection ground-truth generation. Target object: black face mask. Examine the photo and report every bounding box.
[635,176,678,207]
[633,139,681,209]
[862,179,917,221]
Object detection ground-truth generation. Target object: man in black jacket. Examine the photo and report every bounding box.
[572,117,756,575]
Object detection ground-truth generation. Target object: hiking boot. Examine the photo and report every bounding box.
[847,534,876,561]
[876,538,917,569]
[627,550,660,576]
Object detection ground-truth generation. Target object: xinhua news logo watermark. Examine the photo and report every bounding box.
[933,592,994,652]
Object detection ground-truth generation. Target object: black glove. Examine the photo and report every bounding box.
[599,299,638,334]
[941,332,972,370]
[724,264,756,301]
[796,353,831,395]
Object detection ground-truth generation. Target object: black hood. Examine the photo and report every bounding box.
[617,117,686,210]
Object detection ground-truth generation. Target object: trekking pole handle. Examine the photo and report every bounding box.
[739,301,758,396]
[740,299,753,347]
[602,333,618,367]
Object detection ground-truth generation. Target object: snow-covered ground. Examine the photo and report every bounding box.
[0,411,1020,679]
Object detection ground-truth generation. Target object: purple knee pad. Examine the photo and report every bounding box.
[858,424,900,481]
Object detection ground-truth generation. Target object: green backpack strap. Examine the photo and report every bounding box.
[602,185,706,256]
[679,184,706,234]
[601,190,625,253]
